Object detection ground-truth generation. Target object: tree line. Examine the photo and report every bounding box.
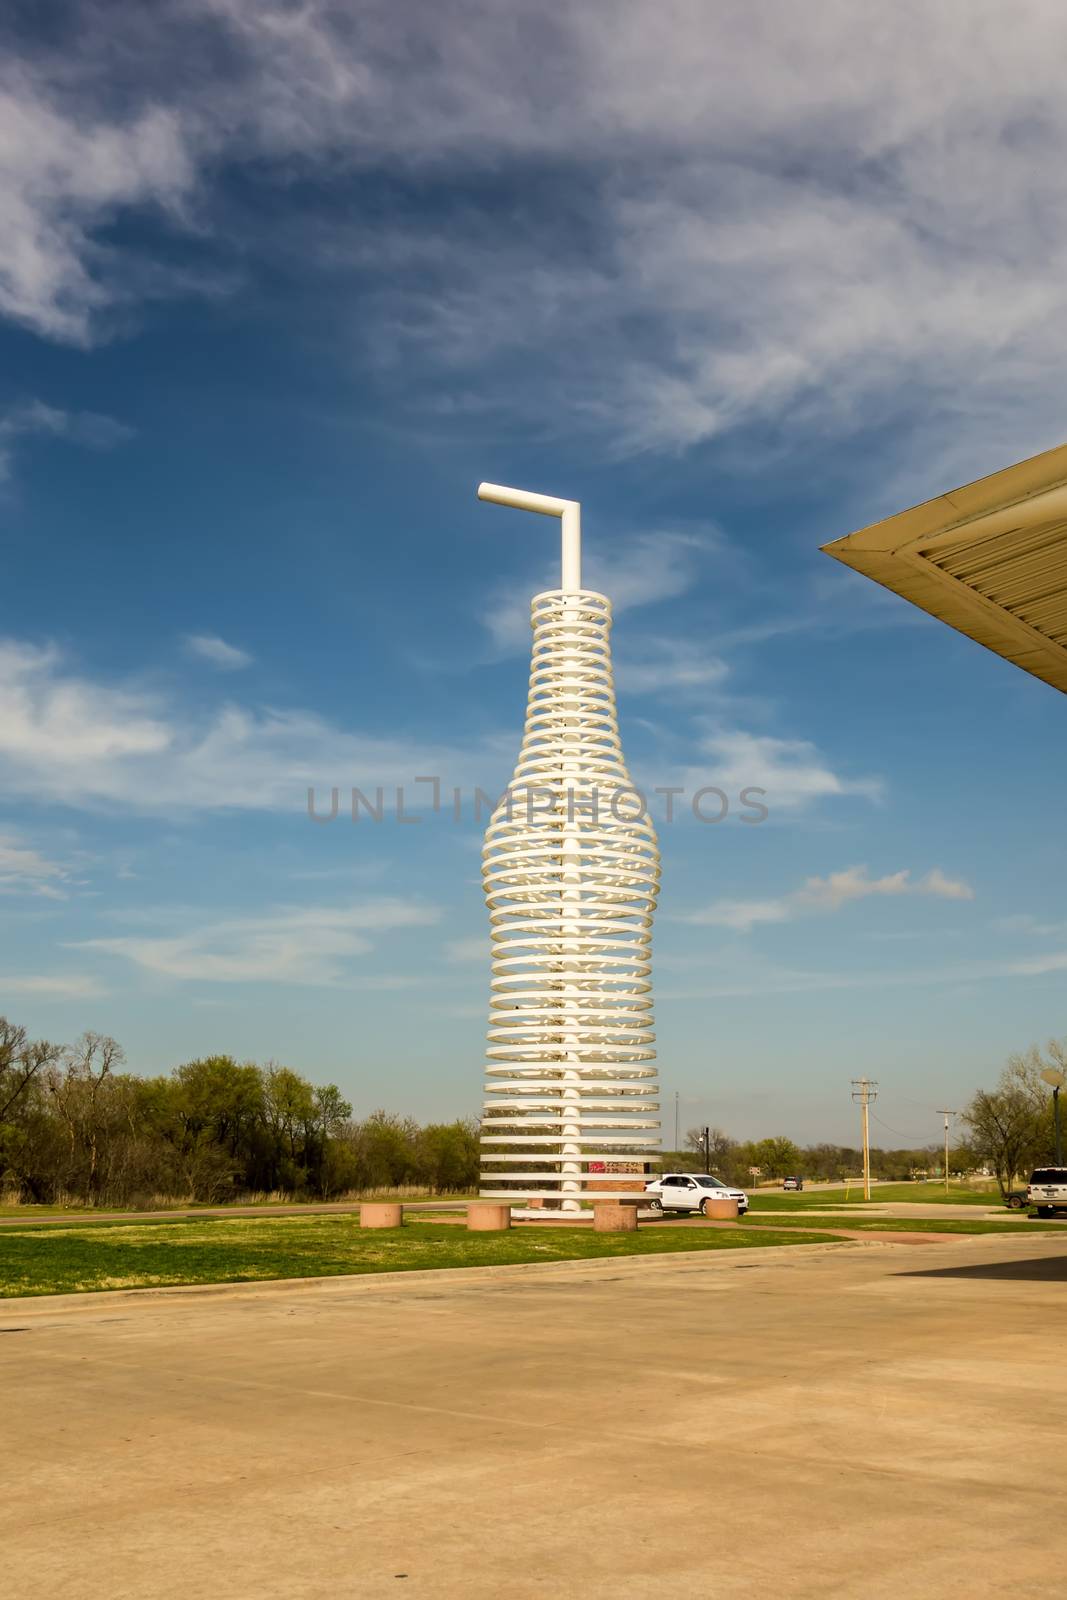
[674,1036,1066,1195]
[666,1129,959,1186]
[3,1013,1061,1208]
[0,1017,479,1208]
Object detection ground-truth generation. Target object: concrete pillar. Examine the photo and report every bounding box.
[705,1197,739,1220]
[360,1202,403,1228]
[593,1202,639,1233]
[467,1203,511,1231]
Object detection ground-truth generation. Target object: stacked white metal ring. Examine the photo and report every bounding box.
[480,588,661,1210]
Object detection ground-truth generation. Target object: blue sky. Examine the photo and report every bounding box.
[2,1,1066,1145]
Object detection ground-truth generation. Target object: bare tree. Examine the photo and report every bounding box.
[684,1126,736,1172]
[0,1018,63,1124]
[48,1033,125,1200]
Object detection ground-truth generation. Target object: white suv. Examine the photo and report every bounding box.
[645,1173,749,1215]
[1028,1167,1067,1216]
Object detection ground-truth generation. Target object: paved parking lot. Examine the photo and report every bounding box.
[4,1235,1066,1599]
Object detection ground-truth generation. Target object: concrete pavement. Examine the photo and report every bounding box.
[4,1234,1066,1599]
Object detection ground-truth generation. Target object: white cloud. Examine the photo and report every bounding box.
[683,898,792,933]
[0,641,172,767]
[0,833,70,898]
[0,637,480,812]
[797,865,973,912]
[585,532,710,612]
[183,633,253,670]
[664,727,883,812]
[8,4,1067,463]
[0,399,132,481]
[684,864,974,933]
[0,639,886,835]
[78,898,440,985]
[0,973,103,999]
[484,530,712,653]
[615,635,729,696]
[0,76,195,343]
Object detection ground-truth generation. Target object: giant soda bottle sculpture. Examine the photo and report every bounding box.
[476,484,661,1212]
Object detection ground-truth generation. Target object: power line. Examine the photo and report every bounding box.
[896,1093,947,1112]
[869,1109,929,1143]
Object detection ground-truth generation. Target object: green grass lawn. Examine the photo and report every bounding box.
[747,1182,1003,1210]
[0,1205,84,1218]
[0,1215,840,1299]
[0,1193,475,1220]
[737,1214,1066,1235]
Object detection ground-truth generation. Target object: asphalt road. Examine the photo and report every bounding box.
[4,1232,1066,1598]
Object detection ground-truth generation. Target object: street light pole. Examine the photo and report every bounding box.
[1042,1068,1065,1164]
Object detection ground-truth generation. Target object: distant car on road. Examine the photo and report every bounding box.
[782,1176,804,1192]
[1028,1167,1067,1217]
[645,1173,749,1215]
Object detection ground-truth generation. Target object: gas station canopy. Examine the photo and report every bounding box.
[822,441,1067,695]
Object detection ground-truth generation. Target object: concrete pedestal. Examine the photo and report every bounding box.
[593,1202,639,1233]
[467,1203,511,1231]
[360,1202,403,1228]
[705,1198,739,1220]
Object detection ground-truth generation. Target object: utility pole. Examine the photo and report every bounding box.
[674,1090,679,1152]
[851,1079,878,1200]
[936,1109,958,1194]
[702,1125,711,1172]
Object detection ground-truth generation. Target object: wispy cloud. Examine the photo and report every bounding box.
[654,726,883,814]
[0,399,133,481]
[615,635,729,696]
[484,530,712,653]
[660,947,1067,1001]
[0,68,195,344]
[0,637,478,812]
[183,633,253,670]
[0,973,103,999]
[6,4,1067,467]
[991,913,1067,940]
[797,865,973,911]
[683,864,974,933]
[0,833,71,898]
[0,640,172,768]
[0,637,883,833]
[78,898,440,985]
